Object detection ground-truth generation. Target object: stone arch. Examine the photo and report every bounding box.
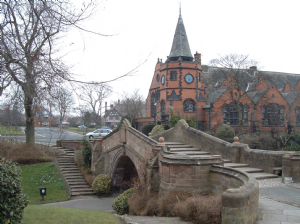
[108,147,145,189]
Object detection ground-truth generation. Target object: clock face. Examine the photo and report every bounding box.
[185,74,194,84]
[161,75,165,85]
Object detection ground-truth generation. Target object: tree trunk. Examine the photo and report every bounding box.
[24,98,35,145]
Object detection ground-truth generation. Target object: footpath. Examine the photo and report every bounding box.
[45,178,300,224]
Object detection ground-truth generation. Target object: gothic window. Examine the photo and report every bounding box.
[151,92,156,117]
[170,71,177,81]
[183,99,195,112]
[296,106,300,126]
[222,103,248,126]
[161,100,166,115]
[261,103,285,126]
[156,74,160,82]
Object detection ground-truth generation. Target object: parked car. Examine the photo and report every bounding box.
[78,125,87,129]
[86,129,112,139]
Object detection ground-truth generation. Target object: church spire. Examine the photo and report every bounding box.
[168,6,193,62]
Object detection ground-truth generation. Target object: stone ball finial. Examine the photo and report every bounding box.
[158,137,165,145]
[148,133,152,137]
[233,136,240,144]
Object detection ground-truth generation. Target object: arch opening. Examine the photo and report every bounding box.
[112,156,139,191]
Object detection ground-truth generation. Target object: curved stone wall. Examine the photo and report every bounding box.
[210,165,259,224]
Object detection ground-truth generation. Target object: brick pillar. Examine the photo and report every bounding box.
[282,152,296,183]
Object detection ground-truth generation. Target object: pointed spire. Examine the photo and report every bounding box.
[168,6,193,62]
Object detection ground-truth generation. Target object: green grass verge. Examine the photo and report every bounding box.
[22,205,120,224]
[68,127,94,135]
[0,125,24,135]
[21,163,69,205]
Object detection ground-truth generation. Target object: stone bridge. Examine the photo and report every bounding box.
[58,119,300,224]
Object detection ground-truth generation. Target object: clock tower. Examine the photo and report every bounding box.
[141,8,206,129]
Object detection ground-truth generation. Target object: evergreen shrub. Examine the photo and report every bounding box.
[151,125,165,136]
[92,174,111,195]
[112,188,135,215]
[0,157,29,224]
[215,124,235,141]
[82,138,92,166]
[142,124,155,136]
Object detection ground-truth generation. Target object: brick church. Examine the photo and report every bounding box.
[136,10,300,137]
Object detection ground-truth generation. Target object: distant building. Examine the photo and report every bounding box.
[34,107,52,127]
[135,10,300,137]
[104,101,123,129]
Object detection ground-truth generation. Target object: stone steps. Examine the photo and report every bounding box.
[222,162,278,180]
[223,163,249,168]
[248,172,278,179]
[163,142,278,180]
[235,167,264,173]
[56,148,95,196]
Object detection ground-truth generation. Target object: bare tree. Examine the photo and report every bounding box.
[80,82,112,128]
[117,89,145,127]
[51,87,74,131]
[209,54,259,134]
[1,1,147,144]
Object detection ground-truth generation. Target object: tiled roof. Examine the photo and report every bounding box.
[168,12,193,61]
[282,91,300,106]
[206,87,228,104]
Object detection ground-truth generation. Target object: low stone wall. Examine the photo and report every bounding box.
[57,140,82,151]
[210,165,259,224]
[152,119,295,173]
[240,147,286,173]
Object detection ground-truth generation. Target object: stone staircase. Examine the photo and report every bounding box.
[223,161,278,179]
[163,142,278,180]
[55,147,94,196]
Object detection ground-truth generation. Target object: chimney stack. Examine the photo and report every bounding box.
[118,99,120,104]
[105,102,107,111]
[194,52,201,64]
[110,104,113,109]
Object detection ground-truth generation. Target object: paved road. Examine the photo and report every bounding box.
[0,127,84,144]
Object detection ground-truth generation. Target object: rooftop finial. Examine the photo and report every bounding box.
[179,2,181,16]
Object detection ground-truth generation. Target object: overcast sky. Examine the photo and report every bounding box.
[62,0,300,105]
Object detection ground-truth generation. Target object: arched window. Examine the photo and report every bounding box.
[222,103,248,126]
[161,100,166,115]
[151,92,156,117]
[295,106,300,126]
[183,99,195,112]
[261,103,285,126]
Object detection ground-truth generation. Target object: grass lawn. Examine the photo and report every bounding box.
[68,127,93,135]
[21,163,70,205]
[0,125,24,135]
[22,205,120,224]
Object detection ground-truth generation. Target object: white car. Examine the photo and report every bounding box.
[86,129,112,139]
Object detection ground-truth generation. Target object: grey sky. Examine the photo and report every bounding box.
[63,0,300,104]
